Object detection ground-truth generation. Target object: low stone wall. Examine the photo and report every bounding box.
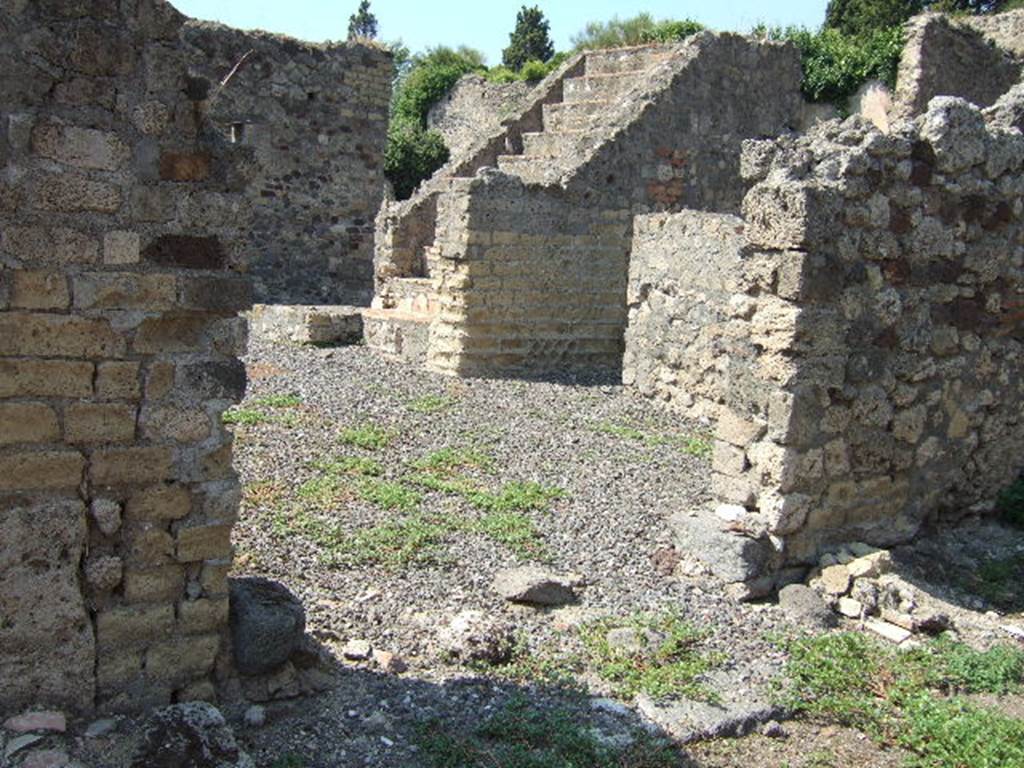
[427,173,633,377]
[182,23,392,305]
[630,99,1024,590]
[894,12,1023,120]
[427,74,531,158]
[0,0,249,716]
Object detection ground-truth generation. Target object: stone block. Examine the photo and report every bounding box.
[0,402,60,445]
[11,270,70,309]
[0,450,85,490]
[145,635,220,683]
[143,235,225,270]
[159,152,211,181]
[103,231,140,265]
[96,361,141,400]
[126,484,192,523]
[0,226,99,265]
[0,359,94,398]
[73,272,176,310]
[145,362,176,400]
[90,499,122,536]
[712,441,747,477]
[140,406,211,443]
[176,524,233,563]
[95,605,175,648]
[125,526,176,567]
[30,173,122,213]
[124,565,185,603]
[31,123,130,171]
[670,510,779,583]
[176,360,247,402]
[0,313,125,358]
[90,446,174,486]
[716,409,766,448]
[96,650,144,691]
[178,275,253,313]
[65,403,137,444]
[178,597,229,634]
[199,561,231,596]
[133,315,209,354]
[199,442,235,481]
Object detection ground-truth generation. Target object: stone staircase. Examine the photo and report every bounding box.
[367,45,676,363]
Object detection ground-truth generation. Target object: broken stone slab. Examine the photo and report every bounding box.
[636,686,783,743]
[131,703,254,768]
[779,584,838,630]
[342,639,372,661]
[3,711,66,733]
[84,719,117,738]
[229,577,306,677]
[5,734,44,761]
[669,510,779,584]
[820,564,852,596]
[491,567,577,606]
[847,551,892,579]
[866,619,912,644]
[837,597,863,618]
[438,609,516,664]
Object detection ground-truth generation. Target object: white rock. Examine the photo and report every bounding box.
[342,639,372,660]
[866,619,912,644]
[837,597,863,618]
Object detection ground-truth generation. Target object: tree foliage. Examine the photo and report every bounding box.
[570,13,704,51]
[825,0,1015,35]
[347,0,378,40]
[502,6,555,71]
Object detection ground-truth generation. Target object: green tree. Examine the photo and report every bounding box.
[502,6,554,71]
[348,0,378,40]
[571,13,704,51]
[824,0,922,36]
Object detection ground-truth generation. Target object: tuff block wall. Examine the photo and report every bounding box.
[182,23,392,305]
[0,0,254,715]
[427,74,531,159]
[630,100,1024,585]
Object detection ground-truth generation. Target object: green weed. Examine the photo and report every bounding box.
[338,423,394,451]
[222,408,268,426]
[472,511,547,560]
[411,446,493,474]
[593,421,712,459]
[327,513,451,567]
[252,393,303,409]
[296,474,350,508]
[312,456,384,477]
[355,478,422,511]
[466,481,565,513]
[579,612,724,701]
[417,696,680,768]
[407,394,456,414]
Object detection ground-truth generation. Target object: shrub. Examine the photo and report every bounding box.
[519,59,550,82]
[754,24,904,109]
[571,13,704,51]
[384,118,449,201]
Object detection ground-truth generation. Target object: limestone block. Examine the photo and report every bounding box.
[73,272,176,310]
[30,173,122,213]
[144,636,220,683]
[0,359,94,398]
[0,402,60,444]
[176,524,234,563]
[716,410,766,448]
[124,565,185,603]
[0,451,85,490]
[31,123,130,171]
[159,152,210,181]
[90,446,174,486]
[11,270,70,309]
[103,231,140,265]
[178,597,230,635]
[0,313,126,358]
[126,527,175,566]
[142,235,225,270]
[1,227,98,265]
[96,361,141,400]
[140,406,211,442]
[65,403,137,444]
[133,316,208,354]
[126,484,192,523]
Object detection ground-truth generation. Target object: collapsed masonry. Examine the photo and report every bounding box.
[372,14,1024,594]
[0,0,390,716]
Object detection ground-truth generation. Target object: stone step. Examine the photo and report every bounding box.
[371,276,439,316]
[495,154,557,183]
[522,130,583,157]
[584,46,674,76]
[248,304,364,346]
[542,100,608,132]
[562,73,637,103]
[361,308,432,365]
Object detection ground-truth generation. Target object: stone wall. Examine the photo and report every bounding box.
[894,12,1023,120]
[638,100,1023,591]
[182,23,392,305]
[427,74,531,158]
[0,0,253,716]
[427,173,633,377]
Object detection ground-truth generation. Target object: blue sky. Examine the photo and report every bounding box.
[171,1,829,65]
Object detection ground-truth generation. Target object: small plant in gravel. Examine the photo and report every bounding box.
[467,481,565,514]
[593,421,713,459]
[326,513,451,567]
[411,446,494,474]
[781,632,1024,768]
[339,423,395,450]
[416,696,681,768]
[296,474,351,508]
[355,477,423,511]
[243,480,286,507]
[579,612,725,701]
[472,510,547,560]
[222,407,269,426]
[312,456,384,477]
[252,393,303,409]
[407,393,456,414]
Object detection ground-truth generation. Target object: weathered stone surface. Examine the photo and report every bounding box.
[437,610,516,664]
[670,511,778,584]
[131,703,253,768]
[778,584,838,630]
[491,567,578,606]
[229,577,306,676]
[2,711,67,733]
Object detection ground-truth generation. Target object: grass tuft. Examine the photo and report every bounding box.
[407,394,456,414]
[338,423,394,451]
[326,513,450,567]
[355,478,423,511]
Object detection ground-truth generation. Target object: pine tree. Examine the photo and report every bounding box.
[348,0,378,40]
[502,6,554,72]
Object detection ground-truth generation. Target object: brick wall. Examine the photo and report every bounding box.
[0,0,252,715]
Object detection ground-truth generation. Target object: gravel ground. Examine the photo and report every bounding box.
[228,339,796,766]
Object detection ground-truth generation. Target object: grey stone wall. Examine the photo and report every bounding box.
[182,23,392,305]
[427,74,531,158]
[630,100,1023,590]
[894,12,1023,119]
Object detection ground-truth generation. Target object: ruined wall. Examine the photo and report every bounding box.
[636,100,1023,587]
[0,0,252,715]
[427,74,531,158]
[182,24,392,305]
[894,12,1023,120]
[427,173,633,377]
